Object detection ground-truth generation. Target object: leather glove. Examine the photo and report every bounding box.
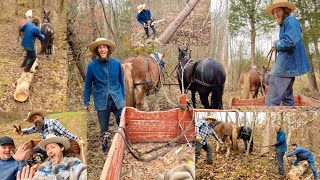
[13,125,23,135]
[195,135,202,142]
[147,20,152,26]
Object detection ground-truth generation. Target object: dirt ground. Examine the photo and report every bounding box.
[0,1,68,112]
[121,143,194,180]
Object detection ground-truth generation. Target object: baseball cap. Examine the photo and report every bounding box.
[0,136,15,146]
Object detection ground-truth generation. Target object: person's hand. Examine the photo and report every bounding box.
[13,125,23,135]
[77,137,84,146]
[11,143,33,161]
[195,135,201,142]
[85,105,90,112]
[143,23,148,28]
[17,165,34,180]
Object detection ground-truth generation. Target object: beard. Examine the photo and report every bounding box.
[35,120,44,131]
[98,54,110,62]
[277,15,287,25]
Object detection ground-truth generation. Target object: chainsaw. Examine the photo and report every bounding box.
[146,19,165,27]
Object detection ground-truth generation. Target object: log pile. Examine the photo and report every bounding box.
[13,59,39,102]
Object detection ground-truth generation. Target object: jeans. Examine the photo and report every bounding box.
[21,50,36,70]
[195,141,212,163]
[276,152,285,175]
[266,75,295,106]
[97,95,123,134]
[308,157,319,180]
[144,25,156,38]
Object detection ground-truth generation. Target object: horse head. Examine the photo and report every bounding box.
[178,47,191,66]
[42,10,51,23]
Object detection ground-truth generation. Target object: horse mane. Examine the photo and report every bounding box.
[121,63,134,107]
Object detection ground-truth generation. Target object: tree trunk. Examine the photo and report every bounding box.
[287,161,309,180]
[14,59,39,102]
[15,0,18,15]
[250,15,256,67]
[99,0,117,43]
[260,112,271,156]
[156,0,200,44]
[89,0,98,60]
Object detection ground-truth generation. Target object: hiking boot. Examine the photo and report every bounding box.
[206,160,213,165]
[101,132,112,153]
[23,67,30,72]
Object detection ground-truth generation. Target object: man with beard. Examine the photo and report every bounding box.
[84,38,125,152]
[13,112,78,141]
[136,4,157,39]
[16,134,87,180]
[265,0,310,106]
[272,124,287,178]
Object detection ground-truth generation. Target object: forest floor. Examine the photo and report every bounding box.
[0,1,69,112]
[130,0,211,47]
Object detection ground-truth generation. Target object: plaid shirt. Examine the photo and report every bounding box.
[22,119,77,141]
[196,119,221,145]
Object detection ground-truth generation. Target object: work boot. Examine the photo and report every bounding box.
[206,159,213,165]
[101,132,112,153]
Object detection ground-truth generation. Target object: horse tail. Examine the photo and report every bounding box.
[122,63,134,107]
[242,73,250,99]
[231,124,238,152]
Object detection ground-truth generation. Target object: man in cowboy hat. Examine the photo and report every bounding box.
[0,136,33,180]
[195,115,222,165]
[17,134,87,179]
[13,111,78,141]
[265,0,310,106]
[84,38,125,152]
[136,4,157,39]
[272,124,287,177]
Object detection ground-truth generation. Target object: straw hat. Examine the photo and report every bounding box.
[203,115,217,121]
[24,111,45,123]
[38,134,70,151]
[88,38,116,56]
[265,0,296,16]
[25,10,34,18]
[137,4,146,13]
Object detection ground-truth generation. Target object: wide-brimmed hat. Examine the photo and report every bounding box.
[38,134,70,151]
[88,38,116,56]
[137,4,146,13]
[265,0,296,16]
[24,111,45,123]
[203,115,218,121]
[0,136,15,147]
[25,10,34,18]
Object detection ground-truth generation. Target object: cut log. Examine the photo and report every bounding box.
[13,59,39,102]
[287,161,309,180]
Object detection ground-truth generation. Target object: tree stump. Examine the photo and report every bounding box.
[287,161,309,180]
[13,59,39,102]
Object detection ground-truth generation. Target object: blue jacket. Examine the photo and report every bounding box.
[136,9,152,25]
[274,130,287,153]
[287,146,315,165]
[20,22,45,51]
[0,157,26,180]
[83,58,125,111]
[271,15,311,77]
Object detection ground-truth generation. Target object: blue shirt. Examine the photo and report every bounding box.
[287,146,315,165]
[274,130,287,153]
[136,9,152,25]
[22,119,77,141]
[272,15,311,77]
[196,120,221,145]
[83,58,126,111]
[20,22,45,51]
[0,157,26,180]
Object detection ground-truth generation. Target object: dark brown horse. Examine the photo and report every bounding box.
[213,121,238,157]
[122,52,164,110]
[177,47,226,109]
[39,11,54,55]
[239,69,262,99]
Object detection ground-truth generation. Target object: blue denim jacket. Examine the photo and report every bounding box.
[83,58,125,111]
[271,15,311,77]
[20,22,45,51]
[287,146,315,165]
[274,130,287,153]
[136,9,152,25]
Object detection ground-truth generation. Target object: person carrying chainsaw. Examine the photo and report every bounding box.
[136,4,157,39]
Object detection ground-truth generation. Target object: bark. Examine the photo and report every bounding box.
[99,0,117,43]
[156,0,200,44]
[89,0,98,60]
[260,112,271,156]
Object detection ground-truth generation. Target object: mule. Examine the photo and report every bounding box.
[121,52,165,111]
[239,69,262,99]
[176,47,226,109]
[237,126,253,153]
[210,121,238,157]
[39,11,54,55]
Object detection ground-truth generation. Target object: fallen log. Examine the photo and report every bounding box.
[13,59,39,102]
[287,161,309,180]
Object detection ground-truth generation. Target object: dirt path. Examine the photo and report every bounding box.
[0,2,68,112]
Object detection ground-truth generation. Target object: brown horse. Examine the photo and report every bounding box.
[239,69,262,99]
[121,52,164,111]
[213,122,238,157]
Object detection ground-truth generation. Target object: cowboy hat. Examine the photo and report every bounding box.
[24,111,45,123]
[25,10,34,18]
[88,38,116,56]
[137,4,146,13]
[38,134,70,151]
[203,115,217,121]
[265,0,296,16]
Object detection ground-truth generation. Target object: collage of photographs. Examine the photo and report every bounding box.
[0,0,319,179]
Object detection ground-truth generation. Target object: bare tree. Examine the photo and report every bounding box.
[260,112,271,156]
[99,0,117,43]
[89,0,99,60]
